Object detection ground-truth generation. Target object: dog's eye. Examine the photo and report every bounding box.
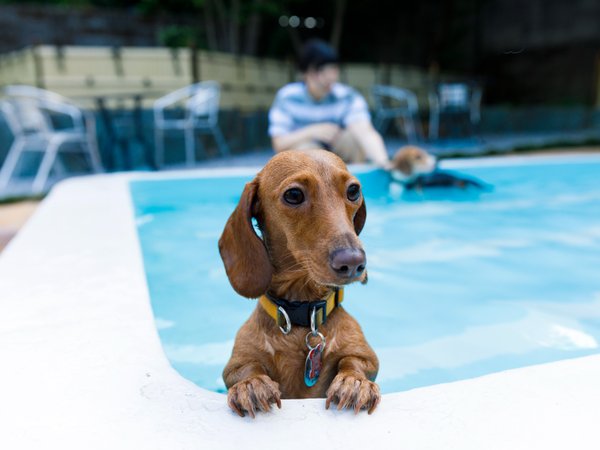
[347,183,361,201]
[283,188,305,205]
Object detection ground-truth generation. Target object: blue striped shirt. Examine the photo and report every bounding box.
[268,82,371,137]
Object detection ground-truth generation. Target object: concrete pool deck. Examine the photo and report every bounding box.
[1,154,600,449]
[2,129,600,199]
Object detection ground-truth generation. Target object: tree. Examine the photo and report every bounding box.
[138,0,282,56]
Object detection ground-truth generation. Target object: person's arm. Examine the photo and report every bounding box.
[346,120,389,167]
[341,89,389,166]
[272,123,342,153]
[270,86,343,153]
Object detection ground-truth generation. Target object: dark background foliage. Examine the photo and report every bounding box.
[1,0,599,105]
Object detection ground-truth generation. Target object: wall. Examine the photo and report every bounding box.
[0,45,433,110]
[0,45,434,168]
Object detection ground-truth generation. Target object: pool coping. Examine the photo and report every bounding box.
[1,153,599,449]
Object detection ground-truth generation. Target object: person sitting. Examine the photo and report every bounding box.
[268,39,389,167]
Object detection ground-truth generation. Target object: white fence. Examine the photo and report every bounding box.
[0,45,433,110]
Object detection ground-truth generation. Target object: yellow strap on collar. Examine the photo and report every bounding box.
[258,288,344,331]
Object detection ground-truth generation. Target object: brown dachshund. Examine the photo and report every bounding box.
[218,149,380,418]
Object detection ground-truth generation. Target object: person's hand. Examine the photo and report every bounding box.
[271,123,342,153]
[310,123,342,143]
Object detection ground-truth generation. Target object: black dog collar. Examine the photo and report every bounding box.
[258,288,344,334]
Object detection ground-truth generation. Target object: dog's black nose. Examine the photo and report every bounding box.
[330,248,366,278]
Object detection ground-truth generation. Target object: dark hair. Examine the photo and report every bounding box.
[298,39,339,72]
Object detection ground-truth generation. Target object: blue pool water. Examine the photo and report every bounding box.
[130,155,600,394]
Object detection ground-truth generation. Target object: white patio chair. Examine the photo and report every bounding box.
[371,85,423,143]
[153,81,230,168]
[428,83,482,140]
[0,85,102,193]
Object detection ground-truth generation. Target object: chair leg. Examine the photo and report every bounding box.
[32,143,59,193]
[0,139,26,191]
[53,157,67,178]
[429,112,439,140]
[84,112,103,173]
[196,133,206,159]
[184,126,195,167]
[415,114,424,141]
[86,136,103,174]
[405,115,417,143]
[212,126,230,156]
[469,115,481,138]
[154,127,164,168]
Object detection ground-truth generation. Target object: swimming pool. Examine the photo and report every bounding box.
[130,154,600,395]
[3,153,600,448]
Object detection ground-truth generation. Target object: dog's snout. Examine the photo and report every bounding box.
[330,248,366,279]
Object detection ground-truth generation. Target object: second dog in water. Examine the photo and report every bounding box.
[389,146,492,191]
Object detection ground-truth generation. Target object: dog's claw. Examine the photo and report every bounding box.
[227,375,282,418]
[337,387,353,410]
[261,398,271,412]
[325,373,381,414]
[275,393,282,409]
[367,394,381,414]
[228,393,245,417]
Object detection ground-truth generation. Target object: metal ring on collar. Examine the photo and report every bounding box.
[305,331,325,350]
[277,306,292,335]
[310,307,318,336]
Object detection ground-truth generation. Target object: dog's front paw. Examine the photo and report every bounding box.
[227,374,282,418]
[325,372,381,414]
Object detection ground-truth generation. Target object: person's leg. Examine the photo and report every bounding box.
[333,120,389,166]
[275,136,336,152]
[331,129,366,163]
[294,140,330,151]
[271,123,342,153]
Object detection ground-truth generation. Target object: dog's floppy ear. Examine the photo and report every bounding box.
[218,180,272,298]
[393,153,412,176]
[353,197,367,235]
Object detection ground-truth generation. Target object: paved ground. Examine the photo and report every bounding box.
[167,132,600,170]
[2,130,600,199]
[0,200,39,252]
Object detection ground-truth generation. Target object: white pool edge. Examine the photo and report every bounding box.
[1,154,599,450]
